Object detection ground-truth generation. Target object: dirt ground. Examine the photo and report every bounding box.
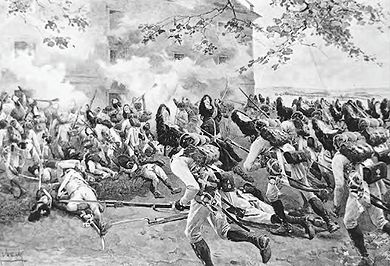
[1,138,390,266]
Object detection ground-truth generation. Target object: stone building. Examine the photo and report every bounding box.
[0,0,259,108]
[98,0,259,108]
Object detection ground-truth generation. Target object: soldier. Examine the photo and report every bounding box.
[332,133,390,266]
[171,134,272,265]
[243,119,340,235]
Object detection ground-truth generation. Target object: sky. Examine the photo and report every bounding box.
[238,0,390,97]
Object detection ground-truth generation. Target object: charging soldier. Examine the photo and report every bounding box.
[243,120,340,235]
[332,134,390,266]
[171,134,271,265]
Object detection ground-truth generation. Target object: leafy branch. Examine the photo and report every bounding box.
[7,0,89,49]
[138,0,386,72]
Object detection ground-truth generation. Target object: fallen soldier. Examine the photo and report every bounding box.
[219,174,316,240]
[28,160,109,235]
[117,154,182,198]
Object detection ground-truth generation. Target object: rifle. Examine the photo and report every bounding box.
[199,127,250,154]
[89,89,98,109]
[71,107,82,130]
[58,199,186,210]
[370,194,390,212]
[349,101,370,118]
[383,178,390,187]
[220,78,229,101]
[226,138,250,153]
[105,200,178,209]
[285,175,326,193]
[239,87,270,119]
[147,213,189,225]
[200,192,250,232]
[108,213,189,228]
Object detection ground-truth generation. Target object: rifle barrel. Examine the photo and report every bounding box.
[105,200,173,209]
[239,87,270,118]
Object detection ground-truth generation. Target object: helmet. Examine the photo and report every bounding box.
[266,158,282,176]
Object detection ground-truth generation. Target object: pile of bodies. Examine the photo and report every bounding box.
[1,87,390,266]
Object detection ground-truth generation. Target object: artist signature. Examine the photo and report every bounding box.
[0,249,26,265]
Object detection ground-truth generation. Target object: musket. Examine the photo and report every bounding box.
[226,138,250,153]
[142,93,146,111]
[71,107,82,130]
[105,200,177,209]
[383,178,390,187]
[370,194,390,212]
[109,213,189,228]
[198,127,250,154]
[58,199,178,209]
[221,78,229,101]
[89,89,98,109]
[285,175,325,193]
[349,101,370,118]
[239,87,270,118]
[201,193,250,232]
[110,218,149,227]
[147,213,189,225]
[17,173,39,181]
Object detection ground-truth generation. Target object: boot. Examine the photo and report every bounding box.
[270,214,282,224]
[191,239,214,266]
[307,216,326,228]
[162,179,182,195]
[286,214,315,240]
[309,197,340,233]
[358,256,374,266]
[270,200,292,236]
[150,183,165,199]
[300,192,313,213]
[227,227,271,264]
[270,222,292,236]
[382,222,390,235]
[232,165,254,183]
[347,226,373,266]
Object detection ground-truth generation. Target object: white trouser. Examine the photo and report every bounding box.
[185,193,230,244]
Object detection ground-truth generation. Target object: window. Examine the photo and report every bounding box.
[110,49,117,63]
[14,41,35,57]
[109,9,122,30]
[173,53,185,60]
[218,55,228,64]
[217,21,225,30]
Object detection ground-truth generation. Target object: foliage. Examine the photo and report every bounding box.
[139,0,387,72]
[6,0,89,49]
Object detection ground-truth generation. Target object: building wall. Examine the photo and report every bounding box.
[92,0,259,106]
[0,0,258,109]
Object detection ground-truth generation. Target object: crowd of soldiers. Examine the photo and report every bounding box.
[1,86,390,266]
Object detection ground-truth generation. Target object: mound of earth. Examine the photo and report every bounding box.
[92,174,151,201]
